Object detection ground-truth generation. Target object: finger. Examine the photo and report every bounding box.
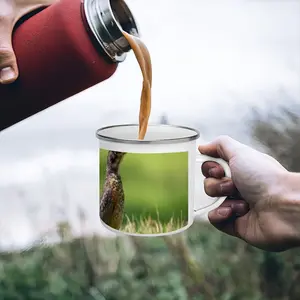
[204,177,238,197]
[0,51,18,84]
[198,135,245,161]
[202,161,225,179]
[208,208,250,239]
[207,199,249,223]
[0,17,18,84]
[210,216,239,238]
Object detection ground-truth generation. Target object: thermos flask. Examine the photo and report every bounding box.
[0,0,139,131]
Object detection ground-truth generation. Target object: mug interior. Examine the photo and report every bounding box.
[96,124,200,144]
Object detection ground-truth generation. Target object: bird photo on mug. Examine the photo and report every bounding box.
[99,149,189,235]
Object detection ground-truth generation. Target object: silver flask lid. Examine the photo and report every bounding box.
[83,0,140,63]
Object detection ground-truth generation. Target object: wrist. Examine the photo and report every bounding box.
[274,171,300,248]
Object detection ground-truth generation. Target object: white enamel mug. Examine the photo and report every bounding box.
[96,124,231,237]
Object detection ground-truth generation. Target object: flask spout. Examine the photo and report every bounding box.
[83,0,140,62]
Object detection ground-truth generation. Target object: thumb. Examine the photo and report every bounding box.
[0,21,18,84]
[198,135,245,161]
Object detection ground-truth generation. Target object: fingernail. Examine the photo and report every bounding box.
[208,167,217,177]
[220,181,232,194]
[217,207,231,217]
[0,67,16,83]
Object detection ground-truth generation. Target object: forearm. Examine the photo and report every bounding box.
[275,171,300,248]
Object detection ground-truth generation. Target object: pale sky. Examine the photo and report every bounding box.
[0,0,299,249]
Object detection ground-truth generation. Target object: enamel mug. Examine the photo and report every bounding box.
[96,124,231,237]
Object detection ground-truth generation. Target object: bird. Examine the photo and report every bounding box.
[100,151,126,230]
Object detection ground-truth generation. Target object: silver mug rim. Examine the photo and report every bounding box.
[95,124,200,145]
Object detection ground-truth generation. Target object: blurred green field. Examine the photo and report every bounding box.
[99,150,188,226]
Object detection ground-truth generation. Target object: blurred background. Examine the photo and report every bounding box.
[0,0,300,299]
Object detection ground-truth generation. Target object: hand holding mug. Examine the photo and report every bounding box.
[199,135,300,252]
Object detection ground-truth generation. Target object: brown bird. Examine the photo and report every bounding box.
[100,151,126,230]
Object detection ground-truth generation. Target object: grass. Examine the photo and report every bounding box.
[121,210,187,234]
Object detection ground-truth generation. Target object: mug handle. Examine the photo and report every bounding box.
[194,153,232,215]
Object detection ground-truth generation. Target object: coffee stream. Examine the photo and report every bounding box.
[122,31,152,140]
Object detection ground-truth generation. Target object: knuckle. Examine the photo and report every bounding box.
[216,135,231,144]
[202,161,215,171]
[0,48,15,66]
[220,179,235,195]
[0,47,13,56]
[213,164,225,177]
[0,12,13,25]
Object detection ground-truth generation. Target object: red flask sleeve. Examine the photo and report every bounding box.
[0,0,118,131]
